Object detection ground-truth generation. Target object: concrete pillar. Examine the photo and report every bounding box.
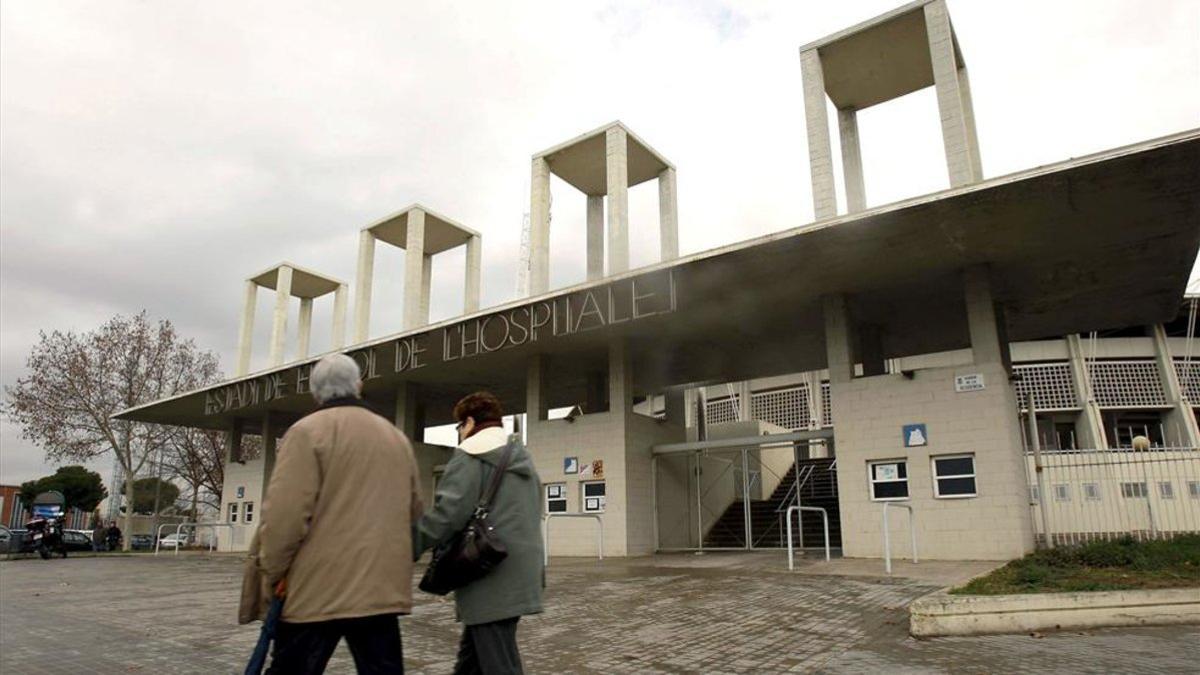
[586,195,604,281]
[963,266,1004,366]
[236,280,257,376]
[353,230,375,343]
[822,294,856,385]
[419,253,433,326]
[658,167,679,261]
[924,0,981,187]
[608,339,631,415]
[262,415,278,483]
[800,48,837,220]
[268,265,293,367]
[859,323,886,376]
[664,388,686,425]
[331,283,348,349]
[393,382,423,442]
[585,370,607,414]
[605,126,630,275]
[838,109,867,213]
[1065,333,1109,449]
[526,355,549,423]
[804,371,825,429]
[464,235,481,313]
[402,208,427,330]
[1151,323,1200,447]
[296,297,313,360]
[958,66,983,180]
[529,157,551,295]
[224,419,244,464]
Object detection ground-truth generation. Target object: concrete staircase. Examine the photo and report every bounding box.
[702,458,840,549]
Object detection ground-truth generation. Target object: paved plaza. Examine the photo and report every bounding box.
[0,552,1197,674]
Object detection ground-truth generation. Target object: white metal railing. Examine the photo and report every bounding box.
[785,505,830,569]
[154,522,233,556]
[881,502,918,575]
[542,514,603,565]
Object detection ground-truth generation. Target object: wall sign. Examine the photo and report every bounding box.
[563,457,578,475]
[578,459,604,479]
[236,486,245,499]
[954,373,986,392]
[902,424,928,447]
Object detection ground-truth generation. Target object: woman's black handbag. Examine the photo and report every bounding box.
[419,441,514,595]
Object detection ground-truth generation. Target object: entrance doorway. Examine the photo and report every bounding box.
[652,431,841,552]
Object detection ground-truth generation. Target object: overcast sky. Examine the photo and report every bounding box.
[2,0,1198,485]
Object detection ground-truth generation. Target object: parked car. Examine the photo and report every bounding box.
[158,533,190,548]
[130,534,155,551]
[61,530,95,552]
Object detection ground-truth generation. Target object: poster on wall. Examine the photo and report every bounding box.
[875,463,900,482]
[236,486,245,499]
[563,457,578,475]
[902,424,927,447]
[579,462,593,478]
[591,460,604,479]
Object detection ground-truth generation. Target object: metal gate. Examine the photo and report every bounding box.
[651,430,838,551]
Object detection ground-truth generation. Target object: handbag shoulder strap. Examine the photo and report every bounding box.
[475,436,517,511]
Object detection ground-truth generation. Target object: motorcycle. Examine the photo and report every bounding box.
[25,491,68,560]
[25,515,67,559]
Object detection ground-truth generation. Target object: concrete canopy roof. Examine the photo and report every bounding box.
[801,0,961,111]
[249,262,344,299]
[534,121,674,196]
[364,203,479,255]
[117,130,1200,432]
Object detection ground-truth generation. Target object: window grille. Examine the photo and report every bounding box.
[1013,363,1079,411]
[750,386,810,431]
[1176,360,1200,404]
[704,396,740,425]
[821,382,832,427]
[1087,361,1168,408]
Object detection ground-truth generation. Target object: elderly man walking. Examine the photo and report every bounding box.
[257,353,423,674]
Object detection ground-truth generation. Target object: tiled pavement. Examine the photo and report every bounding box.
[0,553,1196,673]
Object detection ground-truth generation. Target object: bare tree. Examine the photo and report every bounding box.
[169,427,227,519]
[4,312,220,550]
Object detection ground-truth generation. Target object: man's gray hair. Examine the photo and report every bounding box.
[310,354,361,404]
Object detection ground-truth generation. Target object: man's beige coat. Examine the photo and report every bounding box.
[256,401,423,623]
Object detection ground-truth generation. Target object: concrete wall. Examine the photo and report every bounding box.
[832,362,1034,560]
[219,456,266,552]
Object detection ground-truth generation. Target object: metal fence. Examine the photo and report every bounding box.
[1028,445,1200,546]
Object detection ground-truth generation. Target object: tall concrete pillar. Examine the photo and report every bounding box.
[529,157,551,295]
[296,297,313,360]
[586,196,604,281]
[526,355,549,423]
[1065,333,1109,449]
[236,280,257,376]
[924,0,981,187]
[464,235,481,313]
[584,370,607,414]
[1151,323,1200,447]
[963,266,1005,366]
[804,371,825,429]
[735,381,752,421]
[658,167,679,260]
[331,283,348,349]
[419,253,433,326]
[353,230,376,343]
[402,209,427,330]
[800,48,837,220]
[822,294,856,385]
[958,66,983,180]
[605,126,630,275]
[838,109,867,213]
[268,265,293,367]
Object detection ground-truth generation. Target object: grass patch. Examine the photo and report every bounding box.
[951,534,1200,595]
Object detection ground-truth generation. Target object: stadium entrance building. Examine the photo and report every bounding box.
[118,0,1200,560]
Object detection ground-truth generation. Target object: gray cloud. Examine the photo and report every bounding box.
[3,0,1198,483]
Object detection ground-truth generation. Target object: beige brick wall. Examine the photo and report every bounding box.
[219,457,265,552]
[833,362,1034,561]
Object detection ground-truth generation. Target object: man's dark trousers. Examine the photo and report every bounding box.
[454,617,522,675]
[265,613,404,675]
